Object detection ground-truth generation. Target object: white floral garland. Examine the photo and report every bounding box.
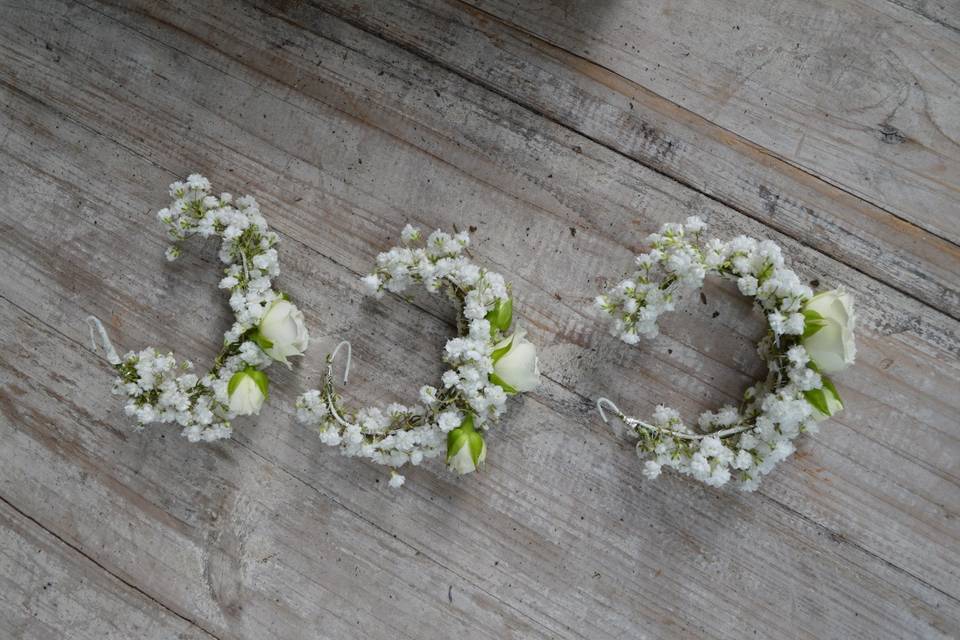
[296,225,539,487]
[595,217,855,491]
[88,174,308,442]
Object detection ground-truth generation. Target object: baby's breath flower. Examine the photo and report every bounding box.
[98,175,306,443]
[296,225,537,487]
[597,218,855,490]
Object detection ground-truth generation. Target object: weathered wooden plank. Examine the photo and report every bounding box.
[0,499,213,639]
[303,0,960,321]
[81,0,958,600]
[0,303,551,640]
[11,0,960,584]
[886,0,960,32]
[1,162,957,639]
[459,0,960,246]
[0,0,958,637]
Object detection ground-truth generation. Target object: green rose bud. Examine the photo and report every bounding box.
[446,414,486,475]
[227,367,269,416]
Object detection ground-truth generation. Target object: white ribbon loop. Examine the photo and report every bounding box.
[323,340,359,429]
[329,340,353,385]
[596,397,621,425]
[86,316,121,365]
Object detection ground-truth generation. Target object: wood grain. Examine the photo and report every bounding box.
[887,0,960,32]
[461,0,960,246]
[0,499,212,639]
[308,0,960,321]
[0,0,957,638]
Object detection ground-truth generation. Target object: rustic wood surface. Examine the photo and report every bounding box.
[1,1,957,638]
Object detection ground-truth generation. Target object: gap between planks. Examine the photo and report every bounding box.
[0,490,222,640]
[451,0,960,251]
[5,103,958,611]
[73,0,960,328]
[3,0,956,632]
[304,0,960,322]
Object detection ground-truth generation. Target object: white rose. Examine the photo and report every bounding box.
[801,290,856,374]
[446,416,486,475]
[491,330,540,393]
[227,368,268,416]
[258,299,309,366]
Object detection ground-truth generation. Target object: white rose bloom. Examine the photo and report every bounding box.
[491,330,540,393]
[802,290,856,374]
[228,369,268,416]
[258,299,309,366]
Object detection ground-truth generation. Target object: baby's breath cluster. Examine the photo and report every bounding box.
[596,218,855,490]
[296,225,539,487]
[96,174,308,442]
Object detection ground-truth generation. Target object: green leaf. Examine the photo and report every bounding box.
[491,336,513,363]
[227,370,244,397]
[446,415,475,462]
[228,368,270,399]
[446,432,466,462]
[250,329,274,351]
[228,368,269,399]
[485,298,513,334]
[468,431,486,465]
[802,310,828,339]
[803,321,826,339]
[804,388,829,415]
[247,368,270,399]
[820,374,843,409]
[490,372,517,395]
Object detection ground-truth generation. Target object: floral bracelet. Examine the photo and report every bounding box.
[596,217,855,490]
[89,174,308,442]
[296,225,539,487]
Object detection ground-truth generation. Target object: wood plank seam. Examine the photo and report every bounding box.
[3,2,956,632]
[9,131,951,624]
[0,492,222,639]
[450,0,960,250]
[452,0,960,247]
[310,0,960,322]
[72,0,960,342]
[753,467,960,604]
[883,0,960,35]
